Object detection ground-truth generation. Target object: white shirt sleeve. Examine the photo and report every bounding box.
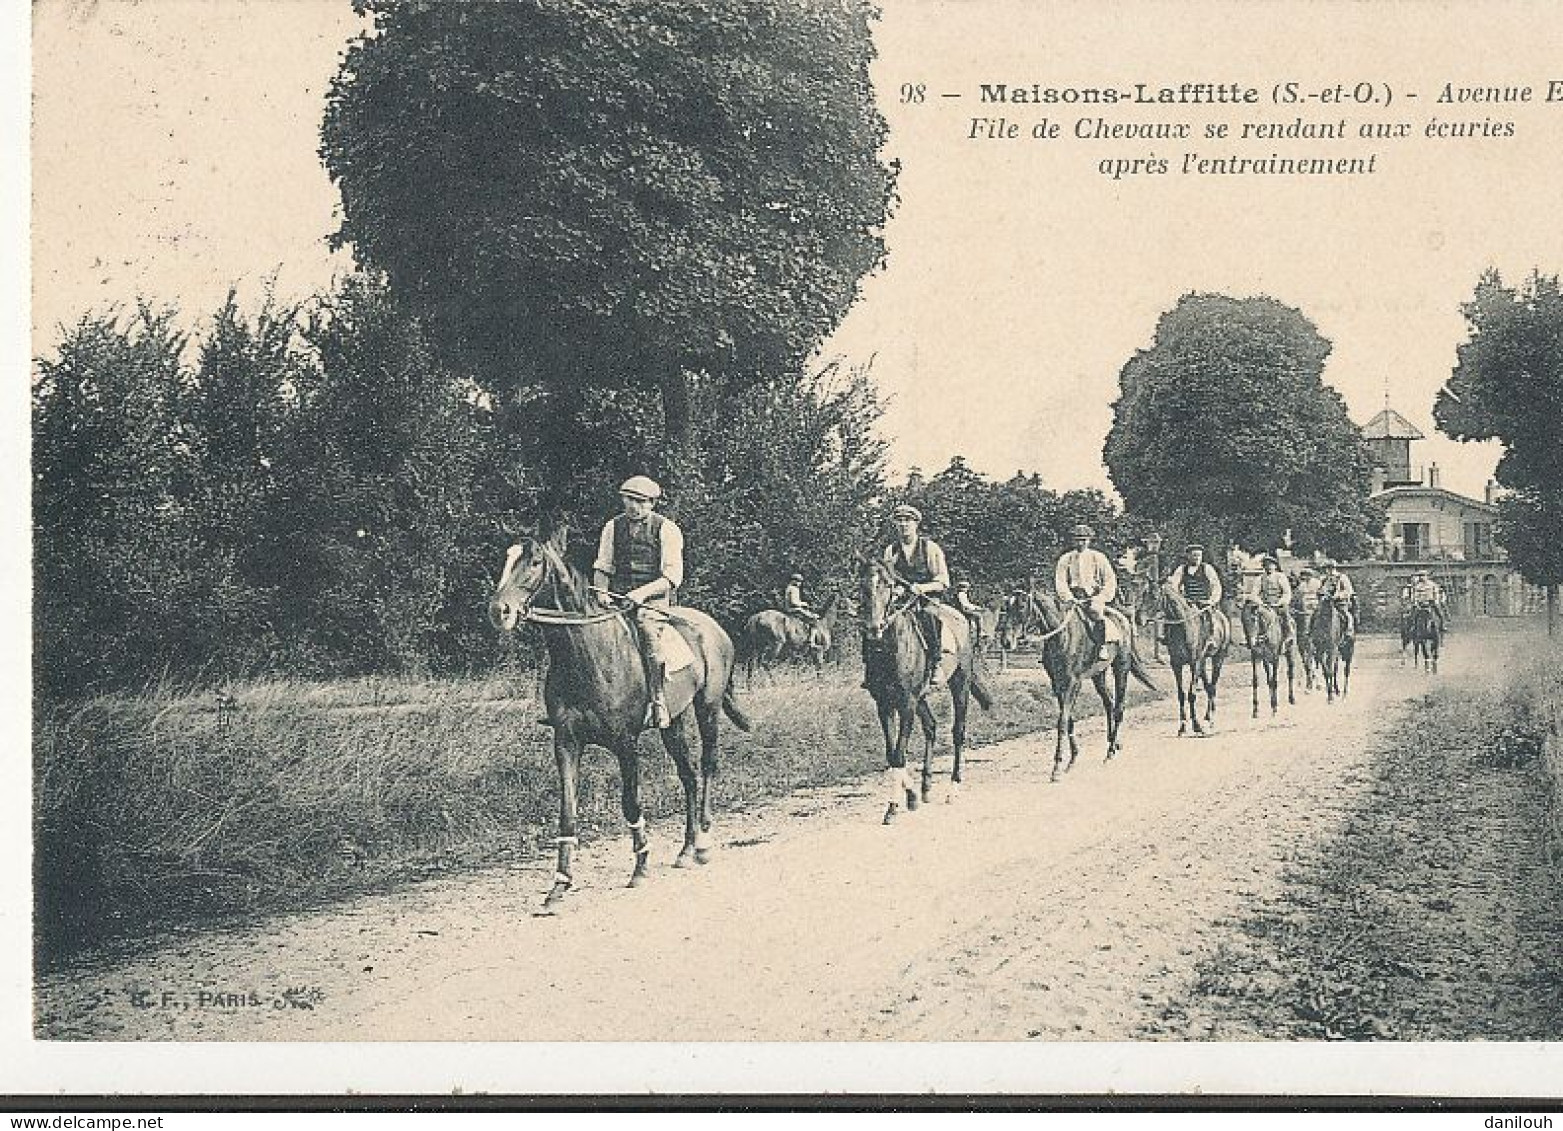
[592,521,615,577]
[660,520,685,589]
[1055,553,1074,600]
[1097,551,1118,602]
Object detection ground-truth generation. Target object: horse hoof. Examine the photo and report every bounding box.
[905,790,920,812]
[627,870,649,888]
[883,803,899,825]
[1049,767,1062,783]
[539,882,572,913]
[694,847,712,866]
[672,851,692,869]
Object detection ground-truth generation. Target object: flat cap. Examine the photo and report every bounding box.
[892,503,922,521]
[618,475,662,500]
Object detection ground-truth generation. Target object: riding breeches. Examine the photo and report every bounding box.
[634,606,667,665]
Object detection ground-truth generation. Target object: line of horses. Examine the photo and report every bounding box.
[487,532,1438,912]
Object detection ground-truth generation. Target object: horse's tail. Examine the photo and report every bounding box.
[1126,634,1160,692]
[969,660,995,711]
[721,685,753,732]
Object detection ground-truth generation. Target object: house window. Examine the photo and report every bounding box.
[1464,522,1494,560]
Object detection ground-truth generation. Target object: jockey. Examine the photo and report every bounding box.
[1405,568,1447,634]
[1054,523,1118,661]
[1292,566,1322,630]
[783,572,819,624]
[1167,543,1224,617]
[882,503,950,687]
[591,474,685,729]
[1254,554,1294,644]
[1318,559,1356,640]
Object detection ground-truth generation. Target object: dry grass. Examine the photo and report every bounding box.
[35,656,1140,964]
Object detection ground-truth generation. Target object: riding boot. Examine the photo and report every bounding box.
[646,661,672,729]
[925,614,944,689]
[1093,620,1111,662]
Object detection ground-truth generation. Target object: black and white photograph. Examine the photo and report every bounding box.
[11,0,1563,1103]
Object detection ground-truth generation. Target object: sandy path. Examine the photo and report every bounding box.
[37,633,1494,1041]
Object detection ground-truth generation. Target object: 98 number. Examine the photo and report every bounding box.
[899,82,926,104]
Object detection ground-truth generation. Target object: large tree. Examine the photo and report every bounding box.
[1435,269,1563,633]
[319,0,897,506]
[1104,293,1383,559]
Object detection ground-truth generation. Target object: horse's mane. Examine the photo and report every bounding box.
[536,536,603,612]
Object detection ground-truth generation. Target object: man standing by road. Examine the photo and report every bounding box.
[1054,523,1118,662]
[592,475,684,729]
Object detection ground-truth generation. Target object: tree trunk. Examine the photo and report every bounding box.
[658,367,691,518]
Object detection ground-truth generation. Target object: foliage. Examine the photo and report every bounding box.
[1435,270,1563,589]
[1103,293,1384,560]
[320,0,898,502]
[33,307,200,695]
[888,459,1133,600]
[678,360,888,625]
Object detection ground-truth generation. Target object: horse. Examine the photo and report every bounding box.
[1309,598,1355,703]
[858,557,993,823]
[1292,605,1318,692]
[488,528,751,911]
[997,588,1042,670]
[1238,599,1296,718]
[1023,590,1158,782]
[738,593,839,683]
[1407,602,1441,673]
[1156,587,1230,736]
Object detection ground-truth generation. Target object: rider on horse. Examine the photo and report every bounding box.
[1254,554,1294,645]
[1054,523,1118,661]
[591,474,685,729]
[1403,568,1447,634]
[783,572,820,625]
[1166,543,1224,626]
[1318,559,1357,641]
[1292,565,1322,631]
[881,503,950,688]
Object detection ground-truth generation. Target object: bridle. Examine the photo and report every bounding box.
[500,542,627,628]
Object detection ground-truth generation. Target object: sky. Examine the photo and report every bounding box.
[31,0,1563,500]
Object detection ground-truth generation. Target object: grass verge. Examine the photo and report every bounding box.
[1151,642,1563,1040]
[35,655,1150,966]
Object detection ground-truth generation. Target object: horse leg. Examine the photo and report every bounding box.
[1203,658,1221,730]
[948,674,970,800]
[898,705,920,811]
[1251,656,1260,719]
[1268,656,1279,715]
[543,732,583,910]
[1092,670,1116,760]
[1284,643,1296,706]
[1173,662,1190,736]
[878,699,903,825]
[1065,682,1084,771]
[915,695,938,803]
[1051,682,1073,783]
[614,739,653,888]
[693,700,720,862]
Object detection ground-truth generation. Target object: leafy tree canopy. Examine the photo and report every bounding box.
[320,0,897,500]
[1435,270,1563,588]
[1103,292,1383,559]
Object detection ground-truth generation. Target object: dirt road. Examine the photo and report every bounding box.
[36,632,1504,1041]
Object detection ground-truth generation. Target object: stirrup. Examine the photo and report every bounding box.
[645,695,672,729]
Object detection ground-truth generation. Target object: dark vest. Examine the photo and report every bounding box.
[1180,564,1212,604]
[612,512,665,590]
[890,537,934,584]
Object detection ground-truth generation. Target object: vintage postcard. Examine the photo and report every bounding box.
[10,0,1563,1102]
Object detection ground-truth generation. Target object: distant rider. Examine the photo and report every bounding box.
[881,503,951,688]
[1318,559,1356,641]
[783,572,819,625]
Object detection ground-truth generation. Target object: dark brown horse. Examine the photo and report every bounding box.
[858,557,993,823]
[1238,599,1296,717]
[1407,603,1441,673]
[1022,590,1158,781]
[738,594,841,683]
[1310,598,1355,702]
[488,529,750,911]
[1157,587,1230,736]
